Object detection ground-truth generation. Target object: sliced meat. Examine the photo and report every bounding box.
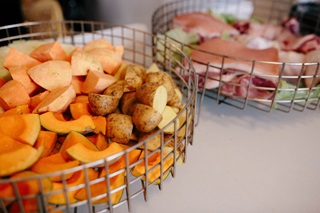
[188,38,280,99]
[173,12,239,40]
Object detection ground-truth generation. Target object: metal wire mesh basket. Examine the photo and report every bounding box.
[0,20,197,213]
[152,0,320,114]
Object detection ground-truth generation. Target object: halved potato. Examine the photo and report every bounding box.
[135,82,167,114]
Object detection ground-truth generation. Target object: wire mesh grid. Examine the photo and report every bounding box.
[152,0,320,115]
[0,20,197,213]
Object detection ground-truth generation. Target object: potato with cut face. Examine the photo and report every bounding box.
[145,71,176,103]
[132,103,163,133]
[88,93,119,116]
[135,82,167,113]
[106,113,133,144]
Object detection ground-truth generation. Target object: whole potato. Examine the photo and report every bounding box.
[124,64,146,92]
[132,103,163,133]
[88,93,119,116]
[106,113,133,144]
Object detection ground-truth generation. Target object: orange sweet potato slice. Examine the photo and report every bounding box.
[8,66,40,95]
[71,76,85,95]
[27,60,72,91]
[0,80,30,110]
[81,70,116,94]
[82,38,113,52]
[71,50,103,76]
[29,90,50,111]
[86,48,123,75]
[3,48,41,69]
[29,41,68,62]
[32,85,76,114]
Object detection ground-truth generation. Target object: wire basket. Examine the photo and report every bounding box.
[0,20,197,213]
[152,0,320,114]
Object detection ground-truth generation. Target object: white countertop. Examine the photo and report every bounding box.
[111,94,320,213]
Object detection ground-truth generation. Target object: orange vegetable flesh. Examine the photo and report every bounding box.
[48,168,98,204]
[0,114,40,146]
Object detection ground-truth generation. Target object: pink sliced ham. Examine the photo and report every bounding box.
[173,12,239,40]
[304,49,320,88]
[189,38,280,99]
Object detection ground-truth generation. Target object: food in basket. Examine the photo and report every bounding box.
[158,10,320,101]
[0,38,186,210]
[189,38,279,99]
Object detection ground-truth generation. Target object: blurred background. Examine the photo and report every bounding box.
[0,0,171,32]
[0,0,319,36]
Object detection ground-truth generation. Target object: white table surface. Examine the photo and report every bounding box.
[111,94,320,213]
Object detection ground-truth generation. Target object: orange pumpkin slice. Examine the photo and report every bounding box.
[40,111,95,135]
[0,104,30,118]
[48,168,98,204]
[0,133,43,177]
[132,147,177,184]
[74,161,125,204]
[0,113,40,146]
[30,153,80,181]
[0,171,52,200]
[59,131,98,161]
[66,142,123,166]
[33,130,58,157]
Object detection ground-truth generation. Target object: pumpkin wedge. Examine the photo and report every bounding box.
[40,111,95,135]
[87,132,108,150]
[33,130,58,157]
[30,153,80,181]
[69,102,91,119]
[59,131,99,161]
[48,168,98,204]
[74,146,138,204]
[131,147,176,184]
[92,116,107,135]
[0,113,40,146]
[0,104,30,118]
[0,133,43,177]
[74,160,125,204]
[66,142,123,166]
[0,171,52,200]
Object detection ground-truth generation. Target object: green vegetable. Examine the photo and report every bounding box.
[275,80,320,100]
[155,28,200,63]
